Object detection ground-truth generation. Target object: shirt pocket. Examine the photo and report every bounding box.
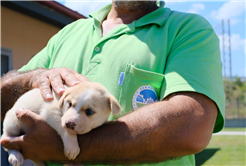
[118,64,164,116]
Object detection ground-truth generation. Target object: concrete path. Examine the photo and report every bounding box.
[213,131,246,135]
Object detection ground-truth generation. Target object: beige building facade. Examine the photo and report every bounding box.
[1,6,60,70]
[1,1,86,75]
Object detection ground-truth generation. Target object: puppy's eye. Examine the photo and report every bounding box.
[85,109,94,116]
[68,101,72,108]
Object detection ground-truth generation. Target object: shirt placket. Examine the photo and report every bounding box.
[85,19,135,78]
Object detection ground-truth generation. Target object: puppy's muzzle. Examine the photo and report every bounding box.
[66,121,76,130]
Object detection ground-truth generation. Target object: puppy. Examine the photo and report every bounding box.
[2,82,121,166]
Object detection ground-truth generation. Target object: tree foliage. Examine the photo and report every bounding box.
[224,77,246,118]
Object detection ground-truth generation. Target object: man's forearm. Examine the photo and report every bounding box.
[44,92,217,165]
[76,93,217,164]
[1,69,46,120]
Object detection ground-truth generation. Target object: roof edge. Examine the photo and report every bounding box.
[37,1,87,19]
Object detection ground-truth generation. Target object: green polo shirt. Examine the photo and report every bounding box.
[19,1,225,166]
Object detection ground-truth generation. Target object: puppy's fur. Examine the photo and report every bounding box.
[2,82,121,166]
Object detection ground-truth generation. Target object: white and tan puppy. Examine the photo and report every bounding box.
[2,82,121,166]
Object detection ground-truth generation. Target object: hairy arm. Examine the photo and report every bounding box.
[1,68,89,121]
[1,92,218,164]
[77,92,217,164]
[1,69,45,120]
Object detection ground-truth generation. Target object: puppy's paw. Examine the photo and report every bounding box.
[64,145,80,160]
[8,151,24,166]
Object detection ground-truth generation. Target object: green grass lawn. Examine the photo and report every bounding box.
[195,128,246,166]
[221,128,246,131]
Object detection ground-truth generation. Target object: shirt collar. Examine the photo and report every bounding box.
[89,3,111,23]
[135,1,171,27]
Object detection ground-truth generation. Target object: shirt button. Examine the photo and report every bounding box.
[94,47,100,52]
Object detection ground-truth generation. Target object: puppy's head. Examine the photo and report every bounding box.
[59,82,121,134]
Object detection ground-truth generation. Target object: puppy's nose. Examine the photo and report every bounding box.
[66,121,76,130]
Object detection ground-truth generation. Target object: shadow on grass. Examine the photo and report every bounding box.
[195,148,220,166]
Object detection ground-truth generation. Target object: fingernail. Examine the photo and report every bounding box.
[73,81,80,85]
[58,87,65,93]
[16,108,23,115]
[46,93,53,99]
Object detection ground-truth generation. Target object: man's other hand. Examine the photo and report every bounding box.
[0,109,65,162]
[31,68,90,101]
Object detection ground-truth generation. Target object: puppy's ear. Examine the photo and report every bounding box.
[58,92,68,109]
[109,95,121,116]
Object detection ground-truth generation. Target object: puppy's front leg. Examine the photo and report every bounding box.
[60,131,80,160]
[46,119,80,160]
[43,108,80,160]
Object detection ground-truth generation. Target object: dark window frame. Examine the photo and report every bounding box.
[1,47,13,76]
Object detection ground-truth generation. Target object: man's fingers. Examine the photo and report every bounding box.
[0,135,24,150]
[37,76,53,101]
[15,108,42,127]
[66,69,90,83]
[74,72,90,83]
[60,69,81,87]
[49,72,65,95]
[31,68,89,100]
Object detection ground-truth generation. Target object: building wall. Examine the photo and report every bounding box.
[1,6,60,70]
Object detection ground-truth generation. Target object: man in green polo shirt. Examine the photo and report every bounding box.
[1,1,225,166]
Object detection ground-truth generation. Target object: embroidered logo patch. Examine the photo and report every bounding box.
[132,85,158,110]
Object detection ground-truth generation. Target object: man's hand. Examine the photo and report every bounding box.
[31,68,90,101]
[0,108,66,162]
[1,68,89,120]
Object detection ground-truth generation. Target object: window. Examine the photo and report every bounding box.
[1,48,13,76]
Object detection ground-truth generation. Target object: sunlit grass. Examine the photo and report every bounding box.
[195,128,246,166]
